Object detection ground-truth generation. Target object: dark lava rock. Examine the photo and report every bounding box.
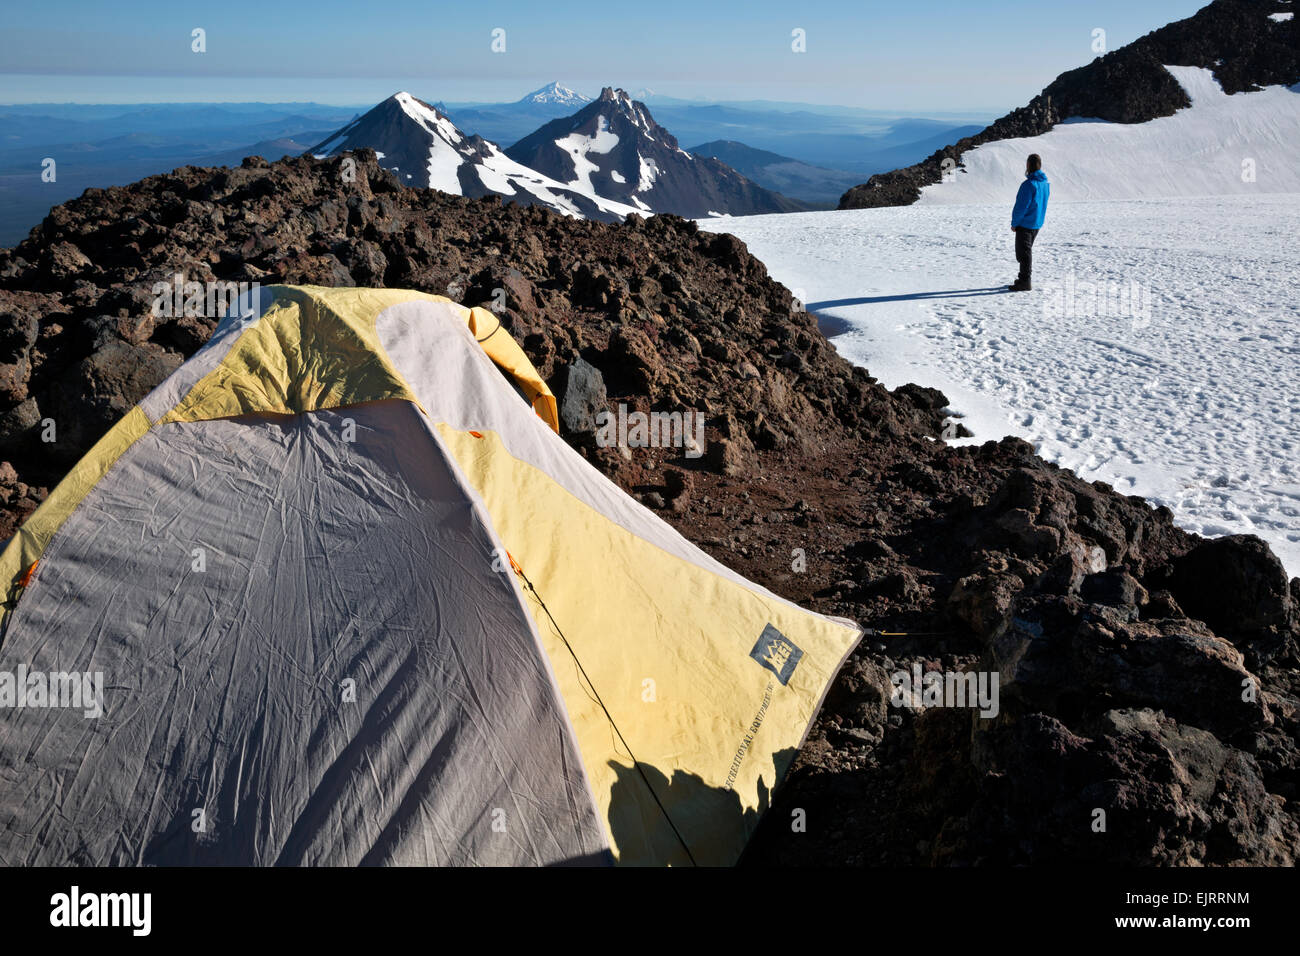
[1169,534,1293,637]
[556,356,608,435]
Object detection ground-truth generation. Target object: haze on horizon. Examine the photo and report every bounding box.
[0,0,1207,114]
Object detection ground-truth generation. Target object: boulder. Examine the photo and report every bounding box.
[556,357,608,435]
[1170,534,1292,635]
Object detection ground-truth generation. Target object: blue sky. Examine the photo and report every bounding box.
[0,0,1207,111]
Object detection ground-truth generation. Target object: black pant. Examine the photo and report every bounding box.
[1014,226,1038,283]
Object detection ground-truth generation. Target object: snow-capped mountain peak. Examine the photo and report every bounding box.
[393,91,463,145]
[505,88,799,218]
[594,87,659,138]
[519,82,591,107]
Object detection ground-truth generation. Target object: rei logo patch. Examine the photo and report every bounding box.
[749,624,803,685]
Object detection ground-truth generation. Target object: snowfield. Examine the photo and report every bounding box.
[914,68,1300,205]
[699,194,1300,575]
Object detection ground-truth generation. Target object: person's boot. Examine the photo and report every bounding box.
[1008,278,1032,291]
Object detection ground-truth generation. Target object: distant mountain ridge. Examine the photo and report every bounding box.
[311,87,801,220]
[688,140,861,206]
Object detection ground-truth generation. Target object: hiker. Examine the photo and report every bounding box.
[1009,153,1049,291]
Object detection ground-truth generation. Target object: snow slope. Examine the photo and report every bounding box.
[394,92,466,194]
[917,67,1300,204]
[700,195,1300,575]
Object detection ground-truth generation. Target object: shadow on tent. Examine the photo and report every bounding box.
[602,748,798,867]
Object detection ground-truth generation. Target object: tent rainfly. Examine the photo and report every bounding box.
[0,286,861,866]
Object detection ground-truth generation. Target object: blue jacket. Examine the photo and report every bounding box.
[1011,169,1049,229]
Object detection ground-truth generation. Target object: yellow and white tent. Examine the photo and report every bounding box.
[0,286,860,866]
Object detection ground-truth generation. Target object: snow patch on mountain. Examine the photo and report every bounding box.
[1165,63,1230,103]
[556,114,619,193]
[637,154,658,192]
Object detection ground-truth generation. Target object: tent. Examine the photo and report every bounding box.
[0,285,861,866]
